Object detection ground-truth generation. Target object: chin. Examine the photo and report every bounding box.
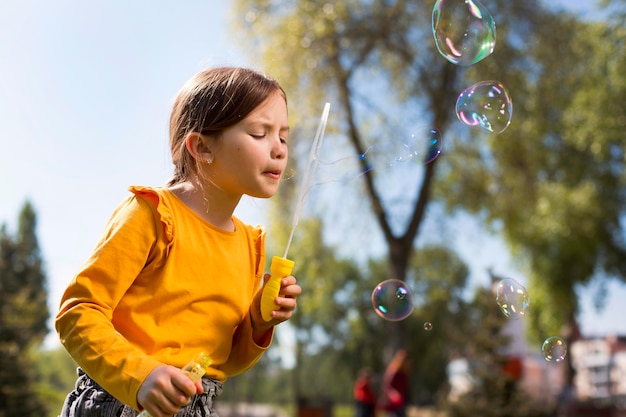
[250,190,276,199]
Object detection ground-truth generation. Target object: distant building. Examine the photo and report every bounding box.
[571,335,626,401]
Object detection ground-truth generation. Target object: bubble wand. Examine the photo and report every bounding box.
[137,352,212,417]
[260,102,331,321]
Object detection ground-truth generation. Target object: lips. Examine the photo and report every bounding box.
[264,170,282,180]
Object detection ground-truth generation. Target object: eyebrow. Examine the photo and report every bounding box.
[249,120,290,133]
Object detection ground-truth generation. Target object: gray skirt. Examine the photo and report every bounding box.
[60,368,223,417]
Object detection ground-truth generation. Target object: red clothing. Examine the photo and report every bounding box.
[354,376,377,405]
[381,370,409,409]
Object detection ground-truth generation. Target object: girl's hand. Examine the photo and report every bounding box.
[270,274,301,322]
[251,274,301,341]
[137,365,203,417]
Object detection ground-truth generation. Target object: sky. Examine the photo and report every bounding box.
[0,0,623,352]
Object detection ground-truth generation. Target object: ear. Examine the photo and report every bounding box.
[184,132,214,164]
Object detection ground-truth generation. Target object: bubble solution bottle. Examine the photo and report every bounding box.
[260,256,295,322]
[137,352,212,417]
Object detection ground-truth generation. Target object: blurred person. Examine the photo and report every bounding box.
[354,367,377,417]
[380,349,411,417]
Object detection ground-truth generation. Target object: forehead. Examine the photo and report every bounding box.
[243,92,288,126]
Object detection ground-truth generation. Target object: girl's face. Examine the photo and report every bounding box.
[205,91,289,199]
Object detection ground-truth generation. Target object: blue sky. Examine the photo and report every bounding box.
[0,0,623,351]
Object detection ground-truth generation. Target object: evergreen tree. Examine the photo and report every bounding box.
[0,201,49,417]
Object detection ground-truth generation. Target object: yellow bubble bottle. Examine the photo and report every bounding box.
[137,352,212,417]
[260,256,295,322]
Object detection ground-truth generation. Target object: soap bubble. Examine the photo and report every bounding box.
[387,127,443,166]
[422,128,443,164]
[424,322,433,331]
[371,279,414,321]
[542,336,567,362]
[315,126,443,184]
[495,278,529,320]
[456,80,513,134]
[432,0,496,66]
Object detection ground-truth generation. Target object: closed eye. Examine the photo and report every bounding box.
[250,133,287,145]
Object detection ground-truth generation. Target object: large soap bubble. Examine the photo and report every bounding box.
[432,0,496,66]
[495,278,529,320]
[371,279,415,321]
[542,336,567,363]
[456,80,513,134]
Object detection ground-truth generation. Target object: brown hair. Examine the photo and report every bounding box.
[167,67,287,186]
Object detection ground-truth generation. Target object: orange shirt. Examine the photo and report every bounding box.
[55,185,272,410]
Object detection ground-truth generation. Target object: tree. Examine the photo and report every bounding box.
[233,0,626,389]
[0,201,49,416]
[232,0,553,355]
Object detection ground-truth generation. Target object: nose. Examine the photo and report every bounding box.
[271,136,287,160]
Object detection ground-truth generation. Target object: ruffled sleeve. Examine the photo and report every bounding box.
[129,185,175,259]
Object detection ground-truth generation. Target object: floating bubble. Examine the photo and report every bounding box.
[542,336,567,362]
[424,322,433,331]
[421,128,443,164]
[495,278,529,320]
[384,126,443,166]
[432,0,496,66]
[456,80,513,134]
[314,126,443,184]
[371,279,415,321]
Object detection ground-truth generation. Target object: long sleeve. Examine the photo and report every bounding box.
[219,306,273,375]
[55,195,165,409]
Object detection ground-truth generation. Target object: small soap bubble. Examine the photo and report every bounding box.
[542,336,567,362]
[432,0,496,66]
[424,322,433,331]
[495,278,529,320]
[421,128,443,164]
[371,279,415,321]
[456,80,513,134]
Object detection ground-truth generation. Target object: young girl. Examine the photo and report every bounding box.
[55,67,301,417]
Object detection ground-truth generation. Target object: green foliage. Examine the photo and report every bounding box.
[436,8,626,340]
[34,347,78,417]
[0,201,50,417]
[445,287,548,417]
[406,246,470,404]
[231,0,625,408]
[220,353,294,403]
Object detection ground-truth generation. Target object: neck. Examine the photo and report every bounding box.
[169,180,240,231]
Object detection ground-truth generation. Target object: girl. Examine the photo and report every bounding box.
[55,67,301,417]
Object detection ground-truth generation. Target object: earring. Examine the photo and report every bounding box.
[206,156,213,165]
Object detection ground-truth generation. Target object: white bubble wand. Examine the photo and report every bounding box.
[260,102,331,321]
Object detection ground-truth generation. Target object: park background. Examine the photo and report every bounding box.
[0,0,624,416]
